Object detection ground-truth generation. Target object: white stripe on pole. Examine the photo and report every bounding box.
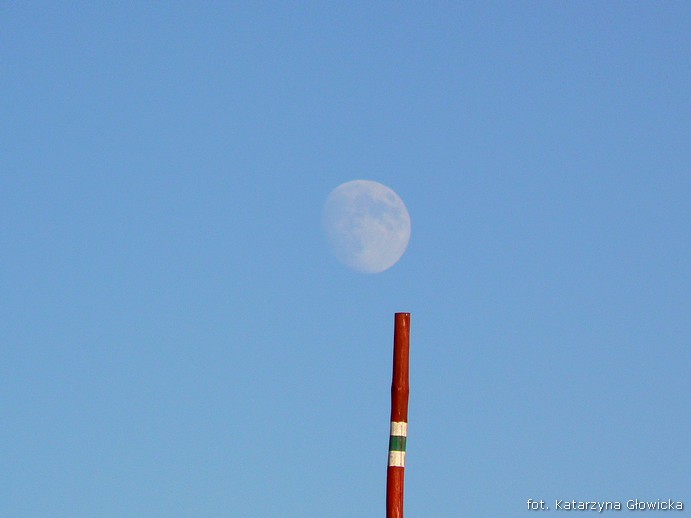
[390,421,408,436]
[388,451,406,467]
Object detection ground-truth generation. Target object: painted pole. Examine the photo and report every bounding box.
[387,312,410,518]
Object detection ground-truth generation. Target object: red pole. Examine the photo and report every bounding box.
[386,312,410,518]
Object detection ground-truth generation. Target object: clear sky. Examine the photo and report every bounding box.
[1,2,688,517]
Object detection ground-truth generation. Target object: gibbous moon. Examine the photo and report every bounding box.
[323,180,411,273]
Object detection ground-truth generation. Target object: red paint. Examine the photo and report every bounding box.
[387,312,410,518]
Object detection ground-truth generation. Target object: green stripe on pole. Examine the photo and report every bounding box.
[388,435,407,452]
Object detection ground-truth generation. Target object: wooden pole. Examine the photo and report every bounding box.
[386,312,410,518]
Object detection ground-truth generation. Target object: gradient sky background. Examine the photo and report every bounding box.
[2,2,689,517]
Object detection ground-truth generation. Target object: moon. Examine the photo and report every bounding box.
[323,180,411,274]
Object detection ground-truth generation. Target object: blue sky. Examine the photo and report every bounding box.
[1,2,688,516]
